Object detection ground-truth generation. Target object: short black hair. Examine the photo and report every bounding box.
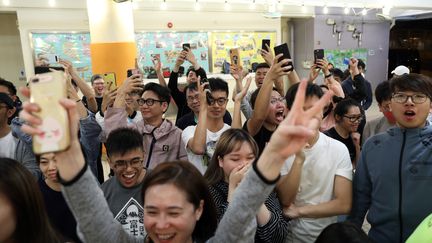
[255,63,270,72]
[106,128,144,158]
[331,68,344,80]
[357,59,366,70]
[184,82,198,94]
[374,81,392,105]
[250,87,278,109]
[333,98,362,118]
[208,78,229,97]
[285,82,323,109]
[0,78,17,95]
[389,73,432,98]
[315,222,371,243]
[143,82,171,105]
[90,74,103,85]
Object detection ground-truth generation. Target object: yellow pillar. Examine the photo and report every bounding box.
[86,0,136,86]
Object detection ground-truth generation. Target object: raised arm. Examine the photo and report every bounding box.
[261,45,284,96]
[59,58,98,113]
[168,51,187,106]
[276,151,305,207]
[186,80,208,155]
[152,55,167,87]
[232,76,252,129]
[318,59,345,98]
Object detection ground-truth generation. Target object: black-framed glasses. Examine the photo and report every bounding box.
[207,97,228,106]
[270,97,286,105]
[137,98,164,106]
[186,94,200,103]
[343,115,364,123]
[113,158,144,170]
[392,93,429,104]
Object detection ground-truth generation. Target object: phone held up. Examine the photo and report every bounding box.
[262,39,270,52]
[103,73,117,91]
[29,71,70,154]
[182,43,191,51]
[229,48,241,68]
[127,69,141,78]
[314,49,325,65]
[273,43,293,72]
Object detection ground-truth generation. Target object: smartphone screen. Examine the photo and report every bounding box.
[262,39,271,51]
[103,73,116,91]
[182,43,191,51]
[35,66,65,74]
[314,49,325,64]
[229,48,241,67]
[127,69,140,78]
[30,71,70,154]
[274,43,293,72]
[44,54,59,64]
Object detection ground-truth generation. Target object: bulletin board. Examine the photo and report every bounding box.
[210,31,277,73]
[135,31,210,76]
[324,48,368,71]
[31,33,93,81]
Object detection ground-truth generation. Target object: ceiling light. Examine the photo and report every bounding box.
[301,4,307,13]
[160,0,167,10]
[323,6,329,14]
[49,0,55,7]
[362,8,367,15]
[249,0,256,10]
[194,0,200,11]
[344,7,350,15]
[3,0,10,6]
[277,1,283,11]
[224,1,231,11]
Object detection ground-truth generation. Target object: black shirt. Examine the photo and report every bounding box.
[82,96,103,112]
[324,127,356,162]
[176,111,233,130]
[243,120,273,157]
[38,179,82,243]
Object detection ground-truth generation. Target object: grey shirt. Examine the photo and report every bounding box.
[101,177,145,239]
[62,164,275,243]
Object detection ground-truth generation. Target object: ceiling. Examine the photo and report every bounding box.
[1,0,431,18]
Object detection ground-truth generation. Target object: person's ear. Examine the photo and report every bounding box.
[107,157,115,170]
[6,107,16,118]
[335,114,342,122]
[195,200,204,221]
[218,156,224,168]
[161,102,168,113]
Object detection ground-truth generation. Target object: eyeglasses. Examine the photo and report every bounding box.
[270,97,285,105]
[186,94,200,103]
[137,98,164,106]
[113,158,144,170]
[392,93,429,104]
[343,115,364,123]
[207,97,227,106]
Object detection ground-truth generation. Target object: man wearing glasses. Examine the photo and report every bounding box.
[349,73,432,243]
[101,128,147,238]
[105,74,187,170]
[182,78,231,174]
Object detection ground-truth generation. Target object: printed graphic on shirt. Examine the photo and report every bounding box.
[162,145,169,151]
[115,198,145,238]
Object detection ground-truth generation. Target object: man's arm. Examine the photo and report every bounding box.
[285,175,352,218]
[276,152,305,207]
[232,76,252,129]
[168,51,187,106]
[363,81,373,110]
[186,81,208,155]
[153,55,167,87]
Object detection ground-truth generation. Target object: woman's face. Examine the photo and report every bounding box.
[0,192,16,242]
[339,106,363,133]
[218,141,255,179]
[144,183,203,243]
[39,153,58,183]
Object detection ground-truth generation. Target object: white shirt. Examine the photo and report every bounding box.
[0,131,17,158]
[182,124,230,174]
[281,132,353,243]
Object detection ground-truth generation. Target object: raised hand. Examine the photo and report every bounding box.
[117,74,143,95]
[349,57,360,76]
[267,54,292,81]
[308,64,320,83]
[260,43,274,66]
[101,88,118,113]
[233,75,252,103]
[230,64,244,81]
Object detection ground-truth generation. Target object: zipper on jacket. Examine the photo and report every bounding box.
[398,130,406,243]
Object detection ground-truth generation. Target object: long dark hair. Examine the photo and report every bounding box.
[142,161,217,243]
[0,158,61,243]
[204,128,259,186]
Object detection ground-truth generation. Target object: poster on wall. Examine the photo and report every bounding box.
[32,33,92,81]
[324,48,368,71]
[135,32,209,77]
[210,32,277,73]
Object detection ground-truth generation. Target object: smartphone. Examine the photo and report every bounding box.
[182,43,191,51]
[274,43,293,72]
[314,49,325,64]
[103,73,116,91]
[44,54,59,64]
[35,66,65,74]
[127,69,140,78]
[262,39,271,51]
[30,71,70,154]
[229,48,241,68]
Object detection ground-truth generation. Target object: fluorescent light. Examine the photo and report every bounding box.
[224,1,230,11]
[301,4,307,13]
[277,1,283,11]
[362,8,367,15]
[49,0,55,7]
[249,0,256,10]
[323,6,329,14]
[344,7,350,15]
[3,0,10,6]
[160,0,167,10]
[194,1,200,11]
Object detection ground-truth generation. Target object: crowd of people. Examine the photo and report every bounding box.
[0,44,431,243]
